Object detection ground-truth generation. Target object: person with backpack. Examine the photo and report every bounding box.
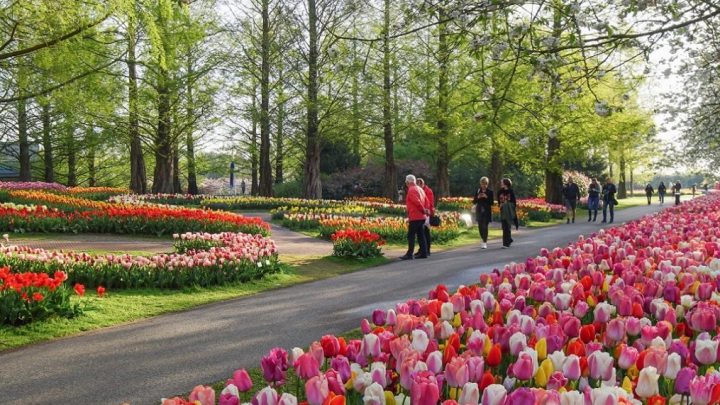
[601,178,617,224]
[562,177,581,224]
[497,178,517,248]
[645,183,654,205]
[472,177,494,249]
[587,178,600,222]
[658,181,666,204]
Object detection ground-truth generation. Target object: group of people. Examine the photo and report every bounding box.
[400,175,435,260]
[472,177,518,249]
[645,181,684,205]
[563,177,618,224]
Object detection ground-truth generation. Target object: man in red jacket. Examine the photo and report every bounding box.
[400,174,428,260]
[416,178,434,257]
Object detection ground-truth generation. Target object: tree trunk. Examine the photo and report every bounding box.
[185,52,198,195]
[172,141,182,193]
[629,167,634,197]
[543,6,563,205]
[41,103,54,182]
[152,77,174,193]
[303,0,322,199]
[67,130,77,187]
[618,150,627,198]
[351,47,361,163]
[87,138,96,187]
[17,98,31,181]
[275,73,285,184]
[435,9,450,197]
[258,0,273,195]
[250,84,259,195]
[382,0,397,201]
[128,15,147,194]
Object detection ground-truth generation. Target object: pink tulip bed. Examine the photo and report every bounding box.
[0,232,279,289]
[163,192,720,405]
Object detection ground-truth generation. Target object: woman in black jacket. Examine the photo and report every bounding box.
[473,177,493,249]
[497,178,517,248]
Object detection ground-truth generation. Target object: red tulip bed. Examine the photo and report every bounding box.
[163,192,720,405]
[331,229,385,259]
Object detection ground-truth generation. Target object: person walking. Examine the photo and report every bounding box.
[587,178,600,222]
[673,181,682,205]
[416,178,434,257]
[497,178,517,248]
[472,177,494,249]
[645,183,654,205]
[658,181,666,204]
[400,175,428,260]
[562,177,581,224]
[601,178,617,224]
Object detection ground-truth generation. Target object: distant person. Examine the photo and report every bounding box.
[400,175,428,260]
[562,177,581,224]
[692,184,696,197]
[644,183,654,205]
[704,183,709,194]
[473,177,494,249]
[674,181,682,205]
[497,178,517,248]
[416,178,434,257]
[601,178,617,224]
[587,178,600,222]
[658,181,666,204]
[240,180,246,195]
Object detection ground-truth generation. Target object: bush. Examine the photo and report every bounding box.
[273,181,303,198]
[331,229,384,259]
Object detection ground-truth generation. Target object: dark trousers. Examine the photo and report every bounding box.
[602,201,615,222]
[423,225,431,254]
[407,220,427,256]
[646,194,652,204]
[675,193,681,205]
[501,220,513,247]
[478,220,490,242]
[659,193,665,203]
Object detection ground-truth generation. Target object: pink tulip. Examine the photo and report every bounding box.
[228,368,252,392]
[562,355,581,380]
[361,333,381,359]
[694,335,719,365]
[546,371,568,391]
[618,345,639,370]
[512,351,535,381]
[305,374,329,405]
[188,385,215,405]
[588,351,614,381]
[606,318,626,343]
[411,371,440,405]
[446,356,470,387]
[325,368,345,395]
[254,386,279,405]
[294,353,320,380]
[426,350,443,374]
[480,384,507,405]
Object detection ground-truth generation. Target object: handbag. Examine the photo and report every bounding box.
[429,215,441,227]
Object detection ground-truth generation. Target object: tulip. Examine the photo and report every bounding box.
[441,302,455,321]
[219,384,239,405]
[411,329,429,353]
[508,332,527,356]
[187,385,215,405]
[372,309,386,326]
[277,393,298,405]
[593,303,615,323]
[636,366,660,398]
[512,351,536,381]
[466,356,484,383]
[535,337,547,361]
[363,382,385,405]
[606,318,626,343]
[361,334,381,359]
[695,336,719,365]
[675,367,696,395]
[386,309,397,326]
[321,335,341,358]
[643,347,668,375]
[255,387,279,405]
[305,375,329,405]
[325,369,345,395]
[664,352,681,379]
[547,371,568,391]
[588,350,614,381]
[618,345,639,370]
[506,387,533,403]
[370,362,387,388]
[480,384,506,405]
[446,356,470,387]
[548,350,566,371]
[261,348,288,385]
[486,344,502,367]
[426,350,443,374]
[559,391,583,405]
[295,353,320,380]
[330,356,351,382]
[411,371,440,405]
[228,369,252,392]
[626,317,642,336]
[458,382,480,405]
[562,355,581,380]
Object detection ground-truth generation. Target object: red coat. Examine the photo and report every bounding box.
[422,185,435,215]
[406,185,427,221]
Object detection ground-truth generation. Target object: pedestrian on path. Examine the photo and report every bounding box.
[416,178,434,257]
[645,183,654,205]
[601,178,617,223]
[472,176,493,249]
[400,175,428,260]
[674,181,682,205]
[562,177,581,224]
[587,178,600,222]
[658,181,666,204]
[497,178,517,248]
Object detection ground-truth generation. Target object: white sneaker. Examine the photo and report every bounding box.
[482,243,487,249]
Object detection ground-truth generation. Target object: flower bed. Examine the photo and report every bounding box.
[347,196,395,205]
[331,229,384,258]
[0,232,279,289]
[6,190,112,211]
[0,267,83,325]
[0,204,270,237]
[0,181,67,192]
[437,197,564,223]
[202,196,343,211]
[164,193,720,405]
[318,215,461,244]
[109,193,205,206]
[271,205,377,221]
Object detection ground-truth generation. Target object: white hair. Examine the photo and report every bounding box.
[405,174,416,184]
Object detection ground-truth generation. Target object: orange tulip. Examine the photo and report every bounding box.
[487,344,502,367]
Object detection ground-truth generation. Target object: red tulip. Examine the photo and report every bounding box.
[487,344,502,367]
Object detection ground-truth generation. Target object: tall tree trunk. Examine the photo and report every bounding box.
[17,98,31,181]
[303,0,322,199]
[544,6,564,204]
[382,0,397,201]
[41,103,54,182]
[128,14,147,194]
[351,50,361,163]
[87,138,96,187]
[275,73,285,184]
[172,141,182,193]
[258,0,273,195]
[67,130,77,187]
[185,52,198,195]
[618,150,627,198]
[435,8,450,197]
[152,75,174,193]
[609,161,614,178]
[629,166,634,197]
[250,85,259,196]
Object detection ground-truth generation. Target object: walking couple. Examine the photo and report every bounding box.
[473,177,517,249]
[400,175,435,260]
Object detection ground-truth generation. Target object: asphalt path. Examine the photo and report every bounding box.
[0,203,667,405]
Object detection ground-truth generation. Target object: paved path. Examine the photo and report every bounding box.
[0,204,666,405]
[10,234,175,254]
[243,212,332,257]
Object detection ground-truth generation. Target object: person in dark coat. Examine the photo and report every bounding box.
[472,176,493,249]
[587,178,600,222]
[673,181,682,205]
[658,181,666,204]
[645,183,654,205]
[562,177,581,224]
[497,178,517,248]
[601,178,617,224]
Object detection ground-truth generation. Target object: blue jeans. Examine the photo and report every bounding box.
[602,200,615,222]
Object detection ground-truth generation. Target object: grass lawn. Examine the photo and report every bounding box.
[0,255,388,351]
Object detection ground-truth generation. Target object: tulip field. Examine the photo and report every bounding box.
[161,191,720,405]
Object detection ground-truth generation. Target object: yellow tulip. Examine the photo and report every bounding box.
[708,366,717,375]
[535,365,549,387]
[627,365,639,380]
[622,376,633,394]
[484,336,492,357]
[586,295,597,307]
[449,387,459,399]
[384,391,396,405]
[345,371,357,389]
[536,338,547,361]
[452,313,462,328]
[540,358,554,377]
[558,387,567,394]
[689,281,700,294]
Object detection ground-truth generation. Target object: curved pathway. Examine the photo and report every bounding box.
[0,204,666,404]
